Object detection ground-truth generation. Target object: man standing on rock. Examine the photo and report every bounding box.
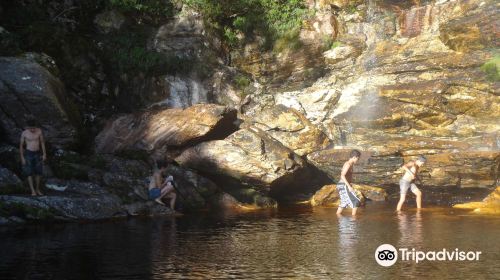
[396,155,426,211]
[19,119,47,196]
[337,150,362,216]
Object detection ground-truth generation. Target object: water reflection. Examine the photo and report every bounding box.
[0,205,499,279]
[397,210,423,248]
[337,215,360,278]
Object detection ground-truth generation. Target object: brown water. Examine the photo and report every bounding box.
[0,203,499,279]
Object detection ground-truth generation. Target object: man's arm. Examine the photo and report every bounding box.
[39,130,47,161]
[19,132,25,165]
[340,162,353,191]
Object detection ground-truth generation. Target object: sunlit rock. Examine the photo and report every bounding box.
[324,45,358,64]
[310,183,386,207]
[175,127,308,190]
[248,105,331,156]
[95,104,237,153]
[453,187,500,214]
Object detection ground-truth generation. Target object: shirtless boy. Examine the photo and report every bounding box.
[148,160,177,210]
[336,150,362,216]
[396,155,427,211]
[19,119,46,196]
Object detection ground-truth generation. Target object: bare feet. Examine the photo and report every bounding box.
[36,190,44,196]
[31,192,37,196]
[155,198,166,206]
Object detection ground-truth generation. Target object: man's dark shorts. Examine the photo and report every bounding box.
[22,150,43,177]
[149,188,161,200]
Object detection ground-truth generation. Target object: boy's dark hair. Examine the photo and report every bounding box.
[350,149,361,159]
[25,118,37,128]
[417,155,427,163]
[156,160,168,169]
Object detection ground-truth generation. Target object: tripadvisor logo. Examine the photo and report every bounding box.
[375,244,398,267]
[375,244,482,267]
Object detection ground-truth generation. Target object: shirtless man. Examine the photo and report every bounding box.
[148,160,177,210]
[19,119,46,196]
[396,155,426,211]
[336,150,362,216]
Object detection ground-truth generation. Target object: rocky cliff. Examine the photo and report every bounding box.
[0,0,498,223]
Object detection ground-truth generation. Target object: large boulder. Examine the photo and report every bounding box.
[163,165,222,209]
[95,104,237,153]
[310,183,387,207]
[175,126,309,191]
[248,105,331,156]
[0,167,23,194]
[453,186,500,214]
[0,193,125,221]
[0,57,77,148]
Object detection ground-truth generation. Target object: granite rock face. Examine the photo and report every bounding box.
[0,57,77,148]
[176,126,308,190]
[247,105,331,156]
[246,0,499,190]
[95,104,237,153]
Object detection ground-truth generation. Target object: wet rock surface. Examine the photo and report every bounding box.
[453,186,500,214]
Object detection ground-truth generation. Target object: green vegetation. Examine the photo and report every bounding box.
[103,29,194,75]
[0,184,25,195]
[480,55,500,82]
[88,155,107,170]
[234,74,252,89]
[183,0,310,50]
[345,4,359,14]
[49,152,107,180]
[0,29,22,56]
[108,0,176,25]
[109,0,174,16]
[0,201,56,220]
[318,35,333,52]
[330,41,342,49]
[274,28,303,52]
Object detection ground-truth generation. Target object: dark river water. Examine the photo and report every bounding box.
[1,203,499,279]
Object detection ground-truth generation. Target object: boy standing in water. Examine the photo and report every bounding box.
[19,119,46,196]
[337,150,362,216]
[396,155,426,211]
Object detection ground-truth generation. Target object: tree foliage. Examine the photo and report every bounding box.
[183,0,309,49]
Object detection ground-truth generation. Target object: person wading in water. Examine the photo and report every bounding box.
[336,150,362,216]
[396,155,426,211]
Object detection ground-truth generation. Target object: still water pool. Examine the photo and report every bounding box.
[1,203,499,279]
